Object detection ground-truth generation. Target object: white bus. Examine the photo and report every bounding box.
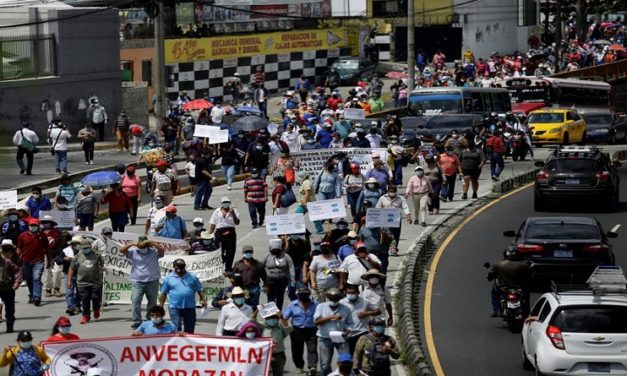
[407,87,512,116]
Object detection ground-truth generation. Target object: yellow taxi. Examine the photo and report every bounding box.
[527,109,587,145]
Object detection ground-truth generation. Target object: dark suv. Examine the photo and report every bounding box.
[534,146,621,211]
[503,217,618,284]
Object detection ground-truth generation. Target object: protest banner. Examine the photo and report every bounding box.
[0,190,17,210]
[365,208,402,228]
[270,148,387,186]
[257,302,279,318]
[343,108,366,120]
[307,198,346,221]
[193,125,229,144]
[42,334,272,376]
[39,210,75,229]
[264,213,306,236]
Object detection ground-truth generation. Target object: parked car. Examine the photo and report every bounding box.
[528,108,586,145]
[326,57,377,85]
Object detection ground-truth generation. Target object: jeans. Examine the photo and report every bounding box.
[316,191,336,202]
[129,196,139,225]
[244,283,261,307]
[0,290,15,331]
[490,153,505,178]
[393,160,404,185]
[222,165,235,187]
[169,307,196,333]
[258,101,268,119]
[82,141,94,162]
[131,280,159,324]
[319,337,348,376]
[443,174,457,200]
[132,135,145,155]
[346,190,361,218]
[291,327,318,370]
[194,180,213,209]
[94,121,105,141]
[22,261,44,300]
[54,150,68,173]
[65,274,79,309]
[429,181,442,211]
[16,146,34,174]
[266,277,289,310]
[216,228,237,272]
[247,202,266,226]
[287,266,303,301]
[78,283,102,317]
[109,211,128,232]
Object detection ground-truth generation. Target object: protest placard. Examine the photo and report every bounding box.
[0,190,17,210]
[365,208,402,228]
[265,213,306,236]
[343,108,366,120]
[39,210,75,229]
[193,124,229,144]
[307,198,346,221]
[42,334,272,376]
[257,302,280,318]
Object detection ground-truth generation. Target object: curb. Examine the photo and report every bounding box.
[395,167,540,375]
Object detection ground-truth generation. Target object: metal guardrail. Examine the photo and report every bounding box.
[0,34,56,81]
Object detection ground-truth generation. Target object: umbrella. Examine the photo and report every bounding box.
[182,99,213,111]
[231,115,270,132]
[385,71,408,79]
[81,171,121,188]
[234,105,261,115]
[608,44,625,52]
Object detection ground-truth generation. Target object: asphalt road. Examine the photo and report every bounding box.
[426,165,627,375]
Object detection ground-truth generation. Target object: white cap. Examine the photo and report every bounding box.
[192,217,203,224]
[220,196,231,203]
[269,239,283,250]
[1,239,15,248]
[16,205,28,212]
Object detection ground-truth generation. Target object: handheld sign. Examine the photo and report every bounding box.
[0,190,17,210]
[365,208,402,228]
[307,198,346,221]
[257,302,280,318]
[265,214,306,236]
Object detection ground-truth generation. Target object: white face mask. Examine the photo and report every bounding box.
[369,277,380,285]
[245,332,256,339]
[59,326,71,334]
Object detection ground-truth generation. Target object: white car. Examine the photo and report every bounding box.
[521,266,627,375]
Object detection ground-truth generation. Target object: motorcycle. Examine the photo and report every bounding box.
[509,130,529,161]
[498,286,527,333]
[502,129,512,157]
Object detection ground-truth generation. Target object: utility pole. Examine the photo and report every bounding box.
[407,0,415,90]
[153,0,166,132]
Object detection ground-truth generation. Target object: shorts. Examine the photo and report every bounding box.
[462,168,481,181]
[188,176,196,185]
[77,212,94,228]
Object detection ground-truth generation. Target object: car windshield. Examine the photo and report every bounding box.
[551,306,627,333]
[408,94,463,115]
[582,114,613,125]
[546,159,600,174]
[525,223,601,240]
[332,60,359,70]
[528,113,565,123]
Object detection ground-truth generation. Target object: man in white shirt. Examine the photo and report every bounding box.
[12,122,39,175]
[360,269,393,326]
[280,124,299,152]
[216,286,254,336]
[339,242,381,289]
[208,196,240,272]
[210,102,226,124]
[48,120,71,174]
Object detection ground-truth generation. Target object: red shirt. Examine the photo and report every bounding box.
[101,191,131,213]
[17,231,49,263]
[327,97,342,111]
[45,333,80,342]
[439,153,461,176]
[272,184,286,207]
[487,135,506,154]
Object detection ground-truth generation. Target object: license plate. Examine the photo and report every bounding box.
[588,363,610,373]
[554,250,573,258]
[565,179,580,185]
[507,301,521,309]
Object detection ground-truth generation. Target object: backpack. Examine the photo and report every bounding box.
[0,260,13,292]
[366,334,391,370]
[280,187,297,208]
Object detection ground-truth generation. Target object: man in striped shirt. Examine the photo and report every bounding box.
[243,168,268,228]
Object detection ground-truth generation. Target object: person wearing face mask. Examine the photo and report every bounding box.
[208,197,240,272]
[321,219,348,255]
[243,168,269,229]
[0,331,51,373]
[101,182,132,232]
[340,284,381,354]
[0,240,23,334]
[422,155,443,215]
[366,125,383,148]
[328,353,356,376]
[350,126,371,148]
[159,259,207,334]
[59,235,81,316]
[339,242,382,289]
[283,287,318,374]
[46,316,80,342]
[25,187,51,219]
[263,239,295,310]
[314,161,342,204]
[17,219,49,307]
[375,185,412,245]
[187,217,206,245]
[1,209,27,245]
[364,159,389,193]
[308,241,341,303]
[337,231,359,261]
[121,166,142,225]
[190,231,217,255]
[439,146,462,202]
[91,227,113,254]
[74,185,99,231]
[236,321,262,340]
[216,286,254,336]
[144,196,165,236]
[353,318,400,376]
[360,269,393,326]
[211,272,243,309]
[261,311,292,376]
[68,238,104,325]
[54,174,79,210]
[405,166,434,227]
[232,245,266,307]
[39,215,63,299]
[132,305,177,336]
[155,206,187,240]
[313,288,354,376]
[152,160,179,206]
[297,171,324,234]
[119,237,165,330]
[443,129,468,157]
[244,140,270,178]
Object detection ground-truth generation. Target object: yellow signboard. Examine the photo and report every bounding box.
[414,0,454,25]
[165,28,347,64]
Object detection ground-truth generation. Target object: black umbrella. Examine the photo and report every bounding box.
[231,115,270,132]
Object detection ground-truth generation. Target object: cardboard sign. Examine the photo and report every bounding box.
[365,208,402,228]
[307,198,346,221]
[193,125,229,144]
[0,190,17,210]
[42,334,272,376]
[343,108,366,120]
[39,210,75,229]
[257,302,280,319]
[264,214,306,236]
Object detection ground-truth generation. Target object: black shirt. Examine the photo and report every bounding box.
[194,156,213,183]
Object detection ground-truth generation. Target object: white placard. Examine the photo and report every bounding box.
[307,198,346,221]
[39,209,75,229]
[264,213,306,236]
[257,302,280,319]
[365,208,402,228]
[343,108,366,120]
[0,190,17,210]
[193,124,229,144]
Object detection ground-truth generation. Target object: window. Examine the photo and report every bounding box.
[551,306,627,333]
[471,92,484,112]
[538,302,552,322]
[142,60,152,86]
[491,92,507,112]
[530,298,546,316]
[518,0,537,26]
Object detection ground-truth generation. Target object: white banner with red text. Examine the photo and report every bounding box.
[42,334,272,376]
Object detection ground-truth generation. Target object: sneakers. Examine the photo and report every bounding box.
[227,185,232,191]
[413,219,419,224]
[66,307,78,316]
[89,161,95,165]
[84,162,90,165]
[33,299,41,306]
[93,309,101,319]
[44,289,52,298]
[80,315,91,324]
[53,289,63,297]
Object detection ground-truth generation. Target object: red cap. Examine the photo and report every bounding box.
[165,205,177,213]
[131,127,143,136]
[56,316,71,327]
[156,160,168,167]
[126,166,135,172]
[354,241,367,250]
[28,219,39,225]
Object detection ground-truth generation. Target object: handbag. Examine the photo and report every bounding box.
[50,129,62,156]
[19,130,38,153]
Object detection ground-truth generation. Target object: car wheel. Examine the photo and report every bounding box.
[534,195,547,211]
[522,346,534,371]
[616,130,626,143]
[562,132,570,145]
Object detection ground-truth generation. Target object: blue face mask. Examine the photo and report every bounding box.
[19,341,32,349]
[222,203,231,209]
[234,297,245,306]
[349,239,357,245]
[58,326,71,334]
[243,252,253,259]
[374,325,385,334]
[8,215,17,222]
[266,318,278,327]
[152,317,164,325]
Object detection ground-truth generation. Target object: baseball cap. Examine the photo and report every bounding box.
[337,353,353,363]
[192,217,203,224]
[56,316,71,327]
[101,227,113,234]
[156,160,168,167]
[269,239,282,250]
[165,206,177,213]
[220,196,231,203]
